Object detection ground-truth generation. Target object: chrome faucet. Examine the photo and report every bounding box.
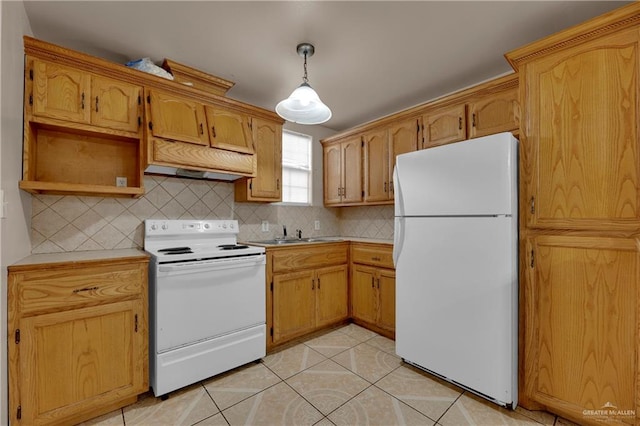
[282,225,287,239]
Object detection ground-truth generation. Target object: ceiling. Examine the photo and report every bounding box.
[22,1,630,132]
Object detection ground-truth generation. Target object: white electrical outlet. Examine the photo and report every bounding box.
[116,177,128,187]
[261,220,269,232]
[314,220,320,230]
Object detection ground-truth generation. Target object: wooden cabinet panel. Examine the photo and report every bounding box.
[468,87,519,139]
[32,59,91,124]
[323,143,343,205]
[525,235,638,423]
[351,265,378,325]
[363,129,389,203]
[423,104,466,148]
[389,118,420,193]
[272,244,348,273]
[315,265,349,328]
[248,119,282,200]
[351,245,394,269]
[377,269,396,332]
[342,137,363,204]
[148,90,208,146]
[524,28,639,232]
[91,76,141,133]
[19,300,145,425]
[205,107,254,154]
[272,270,316,344]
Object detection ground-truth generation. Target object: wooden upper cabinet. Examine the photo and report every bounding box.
[147,89,208,146]
[522,27,639,231]
[389,118,420,191]
[423,104,466,148]
[323,137,362,206]
[31,59,91,123]
[467,86,519,139]
[237,118,282,201]
[323,143,343,205]
[91,75,141,133]
[205,107,254,154]
[363,129,389,203]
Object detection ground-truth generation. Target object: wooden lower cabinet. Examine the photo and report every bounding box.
[8,250,149,425]
[523,235,639,425]
[350,243,395,338]
[267,243,349,348]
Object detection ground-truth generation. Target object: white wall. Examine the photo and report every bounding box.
[1,1,32,423]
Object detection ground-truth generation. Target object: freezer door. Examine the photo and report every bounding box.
[394,132,517,217]
[395,216,518,407]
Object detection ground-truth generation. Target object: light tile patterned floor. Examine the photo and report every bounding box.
[79,324,575,426]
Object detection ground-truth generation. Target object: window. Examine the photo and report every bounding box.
[281,130,312,204]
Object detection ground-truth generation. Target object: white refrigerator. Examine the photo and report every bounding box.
[393,132,518,408]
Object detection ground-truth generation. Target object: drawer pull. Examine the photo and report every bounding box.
[72,286,99,294]
[371,256,381,261]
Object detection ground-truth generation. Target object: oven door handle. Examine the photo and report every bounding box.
[158,255,266,273]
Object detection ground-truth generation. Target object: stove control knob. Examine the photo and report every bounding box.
[161,223,168,230]
[222,223,227,229]
[150,224,157,231]
[204,223,210,229]
[230,223,235,229]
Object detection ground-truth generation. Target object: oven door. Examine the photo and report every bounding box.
[153,254,266,353]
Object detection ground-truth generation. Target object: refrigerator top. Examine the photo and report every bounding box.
[394,132,518,217]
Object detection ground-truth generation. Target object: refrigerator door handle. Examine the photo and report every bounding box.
[393,216,404,268]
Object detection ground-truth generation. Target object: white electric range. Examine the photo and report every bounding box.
[144,219,266,397]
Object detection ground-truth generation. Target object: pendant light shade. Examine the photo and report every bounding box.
[276,43,332,125]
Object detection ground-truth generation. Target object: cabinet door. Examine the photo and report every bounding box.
[32,59,91,123]
[17,300,146,425]
[525,235,638,422]
[323,143,343,205]
[377,269,395,332]
[341,137,363,204]
[351,265,378,324]
[467,87,519,139]
[273,270,315,344]
[148,90,209,146]
[91,76,141,133]
[315,265,349,328]
[525,28,640,231]
[205,107,254,154]
[423,104,466,148]
[389,118,420,197]
[248,119,282,200]
[363,129,390,203]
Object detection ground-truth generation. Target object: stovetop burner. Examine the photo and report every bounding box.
[218,244,250,250]
[158,247,194,255]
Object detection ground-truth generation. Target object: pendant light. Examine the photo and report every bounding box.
[276,43,332,125]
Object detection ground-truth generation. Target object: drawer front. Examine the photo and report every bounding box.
[272,244,348,273]
[14,263,146,315]
[351,244,394,269]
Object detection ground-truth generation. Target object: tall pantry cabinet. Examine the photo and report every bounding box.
[506,4,640,425]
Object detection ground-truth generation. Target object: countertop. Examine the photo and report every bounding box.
[9,248,149,270]
[243,237,393,247]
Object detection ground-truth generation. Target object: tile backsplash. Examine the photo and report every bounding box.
[30,175,394,254]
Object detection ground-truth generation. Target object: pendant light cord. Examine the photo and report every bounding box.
[303,51,308,83]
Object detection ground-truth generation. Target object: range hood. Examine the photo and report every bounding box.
[145,165,243,182]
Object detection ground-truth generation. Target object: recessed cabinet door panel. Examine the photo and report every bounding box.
[249,119,281,200]
[316,265,348,327]
[363,129,389,203]
[351,265,378,324]
[206,107,254,154]
[528,235,638,420]
[377,269,396,332]
[19,300,145,425]
[273,270,315,343]
[91,76,141,133]
[389,118,420,199]
[526,28,640,231]
[468,87,519,139]
[342,137,363,204]
[423,104,466,148]
[148,90,208,146]
[323,143,342,205]
[32,59,91,123]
